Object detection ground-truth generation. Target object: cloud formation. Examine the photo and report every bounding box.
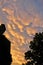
[0,0,43,65]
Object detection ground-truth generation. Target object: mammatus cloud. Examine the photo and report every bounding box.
[26,27,37,36]
[0,0,43,65]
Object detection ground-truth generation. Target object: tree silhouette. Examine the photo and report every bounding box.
[0,24,12,65]
[23,32,43,65]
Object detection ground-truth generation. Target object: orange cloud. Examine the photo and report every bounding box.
[11,49,26,65]
[26,27,37,36]
[2,7,14,16]
[6,23,25,45]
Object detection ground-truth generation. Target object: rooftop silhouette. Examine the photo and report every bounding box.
[0,24,12,65]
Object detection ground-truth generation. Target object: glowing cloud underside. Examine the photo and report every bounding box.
[0,0,43,65]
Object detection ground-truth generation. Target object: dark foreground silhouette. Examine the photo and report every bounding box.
[0,24,12,65]
[22,32,43,65]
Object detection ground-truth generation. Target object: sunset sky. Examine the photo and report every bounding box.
[0,0,43,65]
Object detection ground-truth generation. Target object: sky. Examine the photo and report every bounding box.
[0,0,43,65]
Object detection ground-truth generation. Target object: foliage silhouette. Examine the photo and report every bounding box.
[0,24,12,65]
[23,32,43,65]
